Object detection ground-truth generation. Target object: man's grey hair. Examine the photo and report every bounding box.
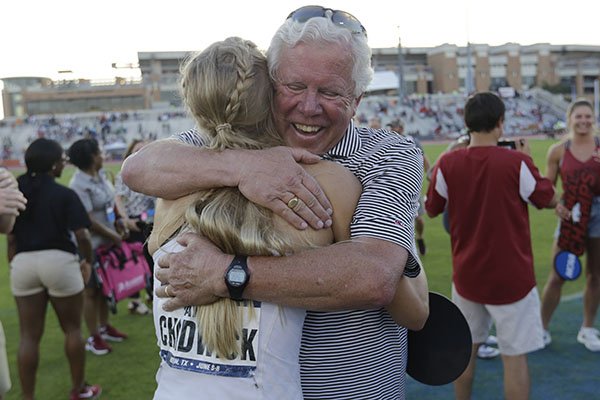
[266,16,373,97]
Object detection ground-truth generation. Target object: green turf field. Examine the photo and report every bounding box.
[0,138,589,399]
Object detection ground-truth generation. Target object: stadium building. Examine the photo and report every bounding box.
[2,43,599,118]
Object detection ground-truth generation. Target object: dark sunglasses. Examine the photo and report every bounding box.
[286,5,367,37]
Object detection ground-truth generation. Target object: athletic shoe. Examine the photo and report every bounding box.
[85,334,112,355]
[543,330,552,347]
[477,344,500,359]
[128,300,150,315]
[417,239,426,256]
[100,324,128,342]
[485,335,498,346]
[70,383,102,400]
[577,327,600,352]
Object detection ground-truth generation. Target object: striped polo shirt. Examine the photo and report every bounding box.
[175,120,424,399]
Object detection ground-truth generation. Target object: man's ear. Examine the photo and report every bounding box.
[351,93,364,116]
[355,93,364,107]
[497,117,505,132]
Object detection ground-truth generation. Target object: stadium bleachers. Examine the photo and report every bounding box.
[0,90,568,164]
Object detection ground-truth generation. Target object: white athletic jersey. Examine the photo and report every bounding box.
[152,238,305,399]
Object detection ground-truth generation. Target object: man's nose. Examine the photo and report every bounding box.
[297,90,323,115]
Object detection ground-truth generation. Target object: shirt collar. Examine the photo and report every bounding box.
[325,119,362,159]
[75,169,104,184]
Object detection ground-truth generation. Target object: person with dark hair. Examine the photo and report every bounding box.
[427,133,501,360]
[540,98,600,351]
[7,138,101,400]
[123,6,428,399]
[67,138,127,356]
[426,91,558,399]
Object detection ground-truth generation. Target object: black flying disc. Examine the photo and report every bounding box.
[554,250,582,281]
[407,292,472,386]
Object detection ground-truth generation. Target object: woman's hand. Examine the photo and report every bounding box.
[115,218,130,240]
[80,260,92,283]
[123,217,141,232]
[555,203,571,221]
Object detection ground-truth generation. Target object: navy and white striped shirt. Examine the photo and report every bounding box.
[176,120,424,399]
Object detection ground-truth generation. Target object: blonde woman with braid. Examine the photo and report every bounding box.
[147,37,362,399]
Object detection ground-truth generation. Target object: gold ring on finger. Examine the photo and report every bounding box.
[287,197,300,209]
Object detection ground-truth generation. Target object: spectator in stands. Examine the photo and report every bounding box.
[426,92,558,400]
[68,138,128,356]
[7,139,101,400]
[388,119,430,255]
[540,98,600,351]
[123,6,428,399]
[0,167,26,400]
[114,139,155,314]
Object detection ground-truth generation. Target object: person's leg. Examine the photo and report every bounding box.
[492,287,543,399]
[99,295,128,341]
[82,287,99,336]
[501,354,530,400]
[49,292,86,394]
[577,236,600,350]
[451,286,491,400]
[14,292,48,400]
[98,290,109,327]
[540,241,564,330]
[582,237,600,327]
[0,321,11,400]
[415,216,424,240]
[454,343,479,400]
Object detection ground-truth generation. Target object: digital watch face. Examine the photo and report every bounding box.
[227,267,247,286]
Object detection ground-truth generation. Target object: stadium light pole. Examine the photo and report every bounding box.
[465,42,474,94]
[397,27,405,104]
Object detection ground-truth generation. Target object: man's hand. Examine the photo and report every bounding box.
[555,203,572,221]
[0,187,27,216]
[515,138,531,156]
[0,168,18,190]
[155,232,229,311]
[237,146,332,230]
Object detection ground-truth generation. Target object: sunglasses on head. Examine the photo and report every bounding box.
[286,5,367,37]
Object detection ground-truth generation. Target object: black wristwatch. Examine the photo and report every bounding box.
[224,255,250,300]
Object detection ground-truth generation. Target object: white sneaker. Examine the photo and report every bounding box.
[543,330,552,347]
[477,344,500,359]
[577,327,600,352]
[485,335,498,346]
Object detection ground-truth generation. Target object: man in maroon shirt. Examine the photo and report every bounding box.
[426,92,558,400]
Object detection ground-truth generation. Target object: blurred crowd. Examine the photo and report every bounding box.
[0,92,567,164]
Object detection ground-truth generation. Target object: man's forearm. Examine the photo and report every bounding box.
[121,139,238,199]
[0,214,15,234]
[241,239,407,310]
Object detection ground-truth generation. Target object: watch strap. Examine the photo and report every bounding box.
[224,255,250,300]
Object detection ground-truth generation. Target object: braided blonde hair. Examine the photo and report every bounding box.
[170,37,313,358]
[181,37,282,150]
